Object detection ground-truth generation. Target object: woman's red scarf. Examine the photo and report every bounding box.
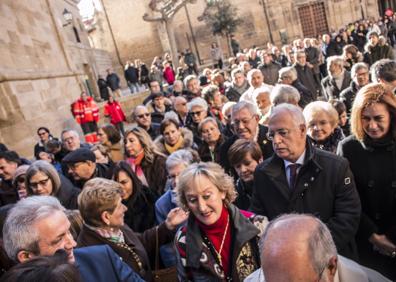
[126,151,148,186]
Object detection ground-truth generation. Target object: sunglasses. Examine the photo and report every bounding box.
[137,113,150,119]
[190,110,203,116]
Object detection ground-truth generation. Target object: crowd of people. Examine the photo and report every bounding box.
[1,15,396,282]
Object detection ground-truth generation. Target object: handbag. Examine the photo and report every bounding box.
[152,226,178,282]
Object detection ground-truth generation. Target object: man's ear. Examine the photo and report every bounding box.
[299,124,307,136]
[101,211,111,226]
[327,256,338,278]
[258,157,263,164]
[17,250,35,263]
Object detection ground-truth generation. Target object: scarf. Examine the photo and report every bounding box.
[165,135,184,154]
[127,151,148,186]
[85,223,125,244]
[197,206,231,276]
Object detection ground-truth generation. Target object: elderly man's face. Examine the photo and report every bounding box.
[174,97,188,116]
[232,108,259,140]
[67,161,95,181]
[62,132,80,152]
[250,71,263,88]
[354,68,369,87]
[0,158,17,181]
[233,72,246,87]
[268,111,306,163]
[134,107,151,129]
[187,79,200,94]
[31,211,76,263]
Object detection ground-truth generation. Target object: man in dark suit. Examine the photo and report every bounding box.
[250,104,361,260]
[3,196,143,282]
[321,55,351,100]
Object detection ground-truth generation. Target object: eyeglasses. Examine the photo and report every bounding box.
[136,113,150,119]
[29,177,50,189]
[266,128,291,140]
[231,115,256,127]
[190,110,203,116]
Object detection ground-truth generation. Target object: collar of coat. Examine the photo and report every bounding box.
[185,204,260,269]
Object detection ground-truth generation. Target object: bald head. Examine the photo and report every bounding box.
[173,96,188,117]
[261,214,338,282]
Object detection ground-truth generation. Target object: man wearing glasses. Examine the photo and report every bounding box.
[219,101,273,176]
[133,105,160,140]
[250,103,361,261]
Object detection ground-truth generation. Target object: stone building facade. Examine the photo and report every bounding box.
[89,0,379,68]
[0,0,111,157]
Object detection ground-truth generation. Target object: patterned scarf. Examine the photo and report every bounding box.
[85,223,125,244]
[165,135,184,154]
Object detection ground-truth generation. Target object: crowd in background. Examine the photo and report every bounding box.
[1,14,396,282]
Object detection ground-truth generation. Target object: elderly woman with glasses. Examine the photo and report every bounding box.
[175,162,268,281]
[303,101,345,153]
[337,83,396,279]
[25,160,80,209]
[77,178,188,282]
[186,97,209,145]
[124,127,167,197]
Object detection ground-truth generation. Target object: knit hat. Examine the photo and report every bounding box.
[12,165,30,186]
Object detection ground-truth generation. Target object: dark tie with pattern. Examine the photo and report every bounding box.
[288,163,300,189]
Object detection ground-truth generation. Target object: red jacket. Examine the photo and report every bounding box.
[163,66,175,85]
[72,97,99,124]
[104,101,126,124]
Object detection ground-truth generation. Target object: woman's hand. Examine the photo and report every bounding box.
[369,233,396,257]
[165,207,189,230]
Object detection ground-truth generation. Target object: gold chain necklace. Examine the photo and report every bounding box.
[214,215,230,265]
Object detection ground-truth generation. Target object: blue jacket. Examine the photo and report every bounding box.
[74,245,144,282]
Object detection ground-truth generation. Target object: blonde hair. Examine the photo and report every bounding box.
[78,178,123,227]
[124,127,165,164]
[303,101,339,128]
[351,83,395,141]
[177,162,237,208]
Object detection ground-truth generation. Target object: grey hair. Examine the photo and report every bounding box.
[198,117,219,133]
[278,66,298,81]
[60,129,79,142]
[166,149,194,171]
[246,69,263,84]
[3,196,65,261]
[270,84,300,106]
[132,105,148,119]
[187,97,208,111]
[25,160,61,196]
[222,101,236,117]
[303,101,339,128]
[351,62,369,78]
[231,67,244,79]
[270,103,305,127]
[164,111,180,123]
[183,75,198,88]
[231,101,258,120]
[260,214,337,277]
[326,55,344,72]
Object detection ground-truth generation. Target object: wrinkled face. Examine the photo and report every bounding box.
[256,92,271,115]
[174,98,188,116]
[34,211,76,263]
[354,68,369,87]
[97,129,109,144]
[107,198,127,228]
[29,171,53,196]
[168,163,187,189]
[0,159,18,181]
[232,108,259,140]
[268,112,306,163]
[185,175,225,225]
[306,112,335,142]
[296,53,306,66]
[250,71,264,88]
[187,79,200,94]
[201,121,221,144]
[149,81,161,93]
[339,111,347,127]
[361,102,391,140]
[163,123,181,146]
[125,132,143,157]
[134,107,151,129]
[116,170,133,200]
[233,72,246,87]
[279,74,293,85]
[190,106,207,124]
[67,161,94,181]
[62,132,80,152]
[38,130,49,142]
[234,153,260,182]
